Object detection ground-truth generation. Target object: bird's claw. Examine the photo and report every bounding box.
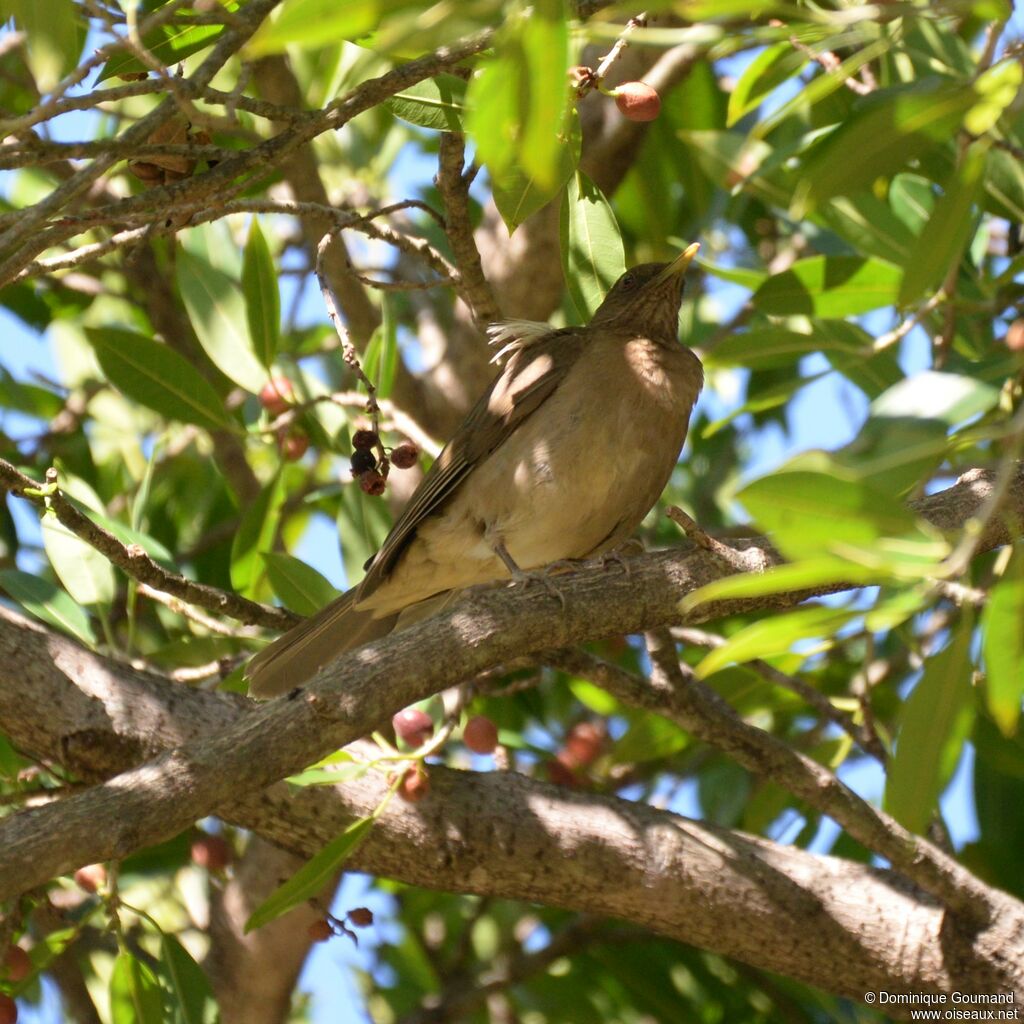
[506,567,567,610]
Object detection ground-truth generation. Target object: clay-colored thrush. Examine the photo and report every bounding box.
[247,243,703,696]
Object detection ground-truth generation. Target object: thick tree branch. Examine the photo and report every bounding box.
[0,609,1021,1013]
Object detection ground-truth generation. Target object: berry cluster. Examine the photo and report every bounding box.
[350,429,419,497]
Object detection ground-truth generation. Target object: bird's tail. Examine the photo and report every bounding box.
[245,590,399,698]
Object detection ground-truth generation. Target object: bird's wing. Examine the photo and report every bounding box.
[358,325,586,594]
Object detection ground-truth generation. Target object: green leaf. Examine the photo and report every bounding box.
[467,0,570,195]
[613,714,687,763]
[705,324,864,371]
[796,80,977,209]
[869,370,1000,426]
[965,58,1023,135]
[41,514,116,608]
[726,42,805,127]
[177,251,268,393]
[109,951,164,1024]
[0,569,96,646]
[568,678,621,715]
[7,0,85,91]
[159,934,218,1024]
[898,141,987,307]
[753,256,902,317]
[491,110,580,233]
[982,551,1024,737]
[559,171,626,321]
[85,328,234,432]
[263,552,341,616]
[886,617,974,834]
[242,219,280,369]
[694,605,857,678]
[287,761,371,786]
[246,817,374,932]
[99,2,240,81]
[231,473,285,598]
[246,0,406,55]
[386,74,467,131]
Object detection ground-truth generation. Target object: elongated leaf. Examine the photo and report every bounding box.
[869,370,999,426]
[982,551,1024,737]
[0,569,95,646]
[177,252,267,393]
[560,172,626,321]
[85,328,234,432]
[159,934,218,1024]
[109,951,163,1024]
[247,0,380,55]
[898,142,986,307]
[491,111,580,233]
[694,605,857,678]
[796,80,977,208]
[705,325,864,371]
[886,617,974,834]
[246,817,374,932]
[613,714,687,763]
[726,41,805,126]
[386,74,467,131]
[263,552,341,616]
[231,474,284,598]
[242,219,280,369]
[753,255,902,317]
[965,58,1022,135]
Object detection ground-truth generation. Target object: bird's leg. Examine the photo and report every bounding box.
[492,541,567,609]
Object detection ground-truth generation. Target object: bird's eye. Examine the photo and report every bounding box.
[620,272,638,290]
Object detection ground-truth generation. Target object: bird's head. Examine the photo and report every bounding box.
[590,242,700,342]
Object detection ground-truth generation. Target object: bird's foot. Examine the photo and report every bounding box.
[505,565,567,610]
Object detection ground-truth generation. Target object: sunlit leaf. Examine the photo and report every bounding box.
[159,934,218,1024]
[242,218,280,369]
[246,817,374,931]
[869,370,999,426]
[0,569,95,646]
[386,74,467,131]
[85,328,235,432]
[886,617,974,834]
[109,952,163,1024]
[231,473,285,598]
[982,551,1024,736]
[560,171,626,321]
[965,58,1022,135]
[726,42,804,127]
[753,256,902,317]
[177,251,268,394]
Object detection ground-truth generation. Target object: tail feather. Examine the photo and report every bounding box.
[245,590,398,697]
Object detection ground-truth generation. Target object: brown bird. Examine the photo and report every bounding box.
[246,243,703,697]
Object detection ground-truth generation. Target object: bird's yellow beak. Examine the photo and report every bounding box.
[656,242,700,283]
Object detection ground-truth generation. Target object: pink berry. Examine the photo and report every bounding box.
[614,81,661,122]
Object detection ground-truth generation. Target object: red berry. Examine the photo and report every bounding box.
[564,722,605,767]
[389,442,418,470]
[278,428,309,461]
[191,834,232,872]
[399,766,430,802]
[463,715,499,755]
[347,907,373,927]
[2,947,30,983]
[259,377,294,417]
[307,919,333,943]
[73,864,106,893]
[1007,319,1024,352]
[352,429,379,450]
[545,757,579,788]
[350,448,377,474]
[358,469,386,496]
[0,993,16,1024]
[393,708,433,747]
[614,81,661,122]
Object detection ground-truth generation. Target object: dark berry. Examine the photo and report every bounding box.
[350,448,377,474]
[614,81,661,122]
[390,442,419,470]
[463,716,499,754]
[399,766,430,802]
[0,993,16,1024]
[347,907,373,927]
[191,834,232,871]
[359,469,386,496]
[2,946,30,983]
[308,919,333,942]
[352,429,379,450]
[545,757,579,787]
